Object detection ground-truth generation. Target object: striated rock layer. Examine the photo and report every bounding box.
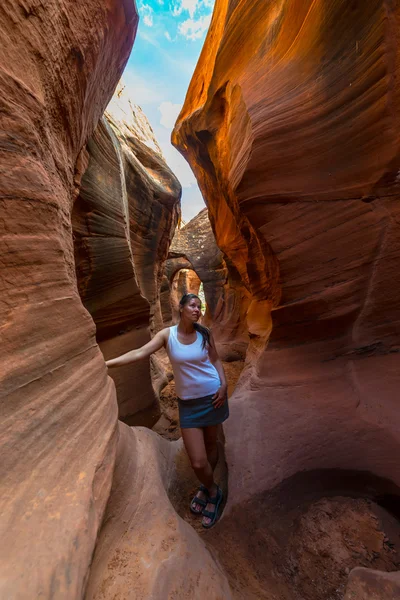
[173,0,400,595]
[1,1,230,597]
[0,1,137,597]
[73,89,180,424]
[0,2,227,599]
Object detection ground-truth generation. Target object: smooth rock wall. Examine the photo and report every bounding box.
[106,99,181,333]
[0,1,137,597]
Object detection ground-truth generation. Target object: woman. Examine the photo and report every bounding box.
[106,293,228,528]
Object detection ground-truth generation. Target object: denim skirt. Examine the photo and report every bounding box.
[178,394,229,429]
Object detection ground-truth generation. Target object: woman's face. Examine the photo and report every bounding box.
[180,297,201,322]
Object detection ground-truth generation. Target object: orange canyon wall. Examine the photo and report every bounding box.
[173,0,400,593]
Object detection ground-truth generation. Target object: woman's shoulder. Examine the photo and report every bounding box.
[160,326,174,341]
[153,327,172,342]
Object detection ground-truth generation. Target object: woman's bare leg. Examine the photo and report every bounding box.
[181,426,220,525]
[203,425,219,471]
[202,425,221,525]
[181,427,216,512]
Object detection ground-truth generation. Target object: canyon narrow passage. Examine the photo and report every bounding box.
[1,1,400,599]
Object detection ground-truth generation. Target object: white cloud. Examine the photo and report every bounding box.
[172,1,183,17]
[178,14,211,40]
[139,3,154,27]
[172,0,213,18]
[118,71,164,106]
[165,31,172,41]
[160,141,197,188]
[152,123,196,189]
[158,101,182,129]
[181,0,198,18]
[181,185,206,222]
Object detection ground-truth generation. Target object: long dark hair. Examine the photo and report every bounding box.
[179,293,211,349]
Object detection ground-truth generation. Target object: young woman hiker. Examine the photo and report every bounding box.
[105,293,229,528]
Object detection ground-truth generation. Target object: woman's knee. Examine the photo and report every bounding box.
[191,456,208,471]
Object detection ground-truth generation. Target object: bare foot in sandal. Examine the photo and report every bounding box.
[202,484,222,528]
[190,484,208,514]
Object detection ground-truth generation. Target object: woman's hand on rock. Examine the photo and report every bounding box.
[212,385,228,408]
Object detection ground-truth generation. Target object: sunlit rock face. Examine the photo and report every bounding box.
[106,90,181,334]
[165,209,250,358]
[0,1,137,597]
[173,0,400,534]
[73,89,181,423]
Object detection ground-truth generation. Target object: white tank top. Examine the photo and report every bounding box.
[166,325,221,400]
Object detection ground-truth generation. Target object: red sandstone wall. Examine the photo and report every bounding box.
[0,1,137,596]
[0,4,233,597]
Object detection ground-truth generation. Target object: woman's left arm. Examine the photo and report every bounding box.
[208,331,228,408]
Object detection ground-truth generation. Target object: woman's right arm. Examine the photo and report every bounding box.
[105,329,168,368]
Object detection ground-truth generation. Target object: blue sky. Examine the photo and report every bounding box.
[120,0,215,222]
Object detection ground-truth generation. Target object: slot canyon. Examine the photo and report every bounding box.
[1,1,400,599]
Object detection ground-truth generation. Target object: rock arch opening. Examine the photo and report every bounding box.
[170,267,204,322]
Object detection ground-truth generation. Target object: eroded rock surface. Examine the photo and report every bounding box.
[73,88,181,424]
[173,0,400,595]
[0,1,137,597]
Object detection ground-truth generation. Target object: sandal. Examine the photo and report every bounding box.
[190,484,209,514]
[202,486,223,528]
